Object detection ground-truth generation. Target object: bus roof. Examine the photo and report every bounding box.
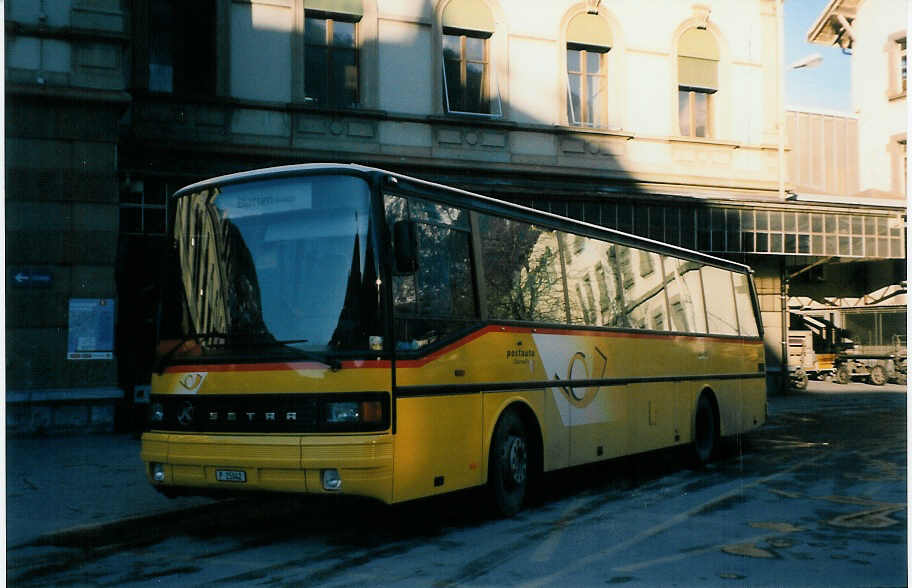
[173,163,753,275]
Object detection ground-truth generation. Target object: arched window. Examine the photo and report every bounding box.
[303,0,364,107]
[441,0,501,115]
[565,12,612,127]
[677,27,718,138]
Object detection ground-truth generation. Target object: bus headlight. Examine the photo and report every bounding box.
[325,400,383,425]
[150,402,165,423]
[326,401,360,424]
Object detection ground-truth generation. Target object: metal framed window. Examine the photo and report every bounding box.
[120,179,168,236]
[566,45,607,127]
[898,38,907,93]
[305,14,359,107]
[442,31,502,116]
[678,88,712,138]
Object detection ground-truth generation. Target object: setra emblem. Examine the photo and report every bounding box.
[177,401,196,427]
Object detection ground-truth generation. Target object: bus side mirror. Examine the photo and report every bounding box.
[393,220,418,274]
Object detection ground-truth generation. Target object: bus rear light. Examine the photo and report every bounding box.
[322,469,342,491]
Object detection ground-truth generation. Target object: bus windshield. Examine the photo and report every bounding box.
[162,174,381,360]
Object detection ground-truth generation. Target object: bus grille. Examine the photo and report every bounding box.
[147,393,389,434]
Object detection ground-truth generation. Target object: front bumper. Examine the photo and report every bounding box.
[141,432,394,503]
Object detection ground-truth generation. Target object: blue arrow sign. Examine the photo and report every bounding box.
[11,268,53,289]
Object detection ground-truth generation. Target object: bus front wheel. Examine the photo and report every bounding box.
[692,393,718,466]
[488,410,529,517]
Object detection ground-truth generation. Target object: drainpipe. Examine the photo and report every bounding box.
[777,0,785,201]
[776,0,787,394]
[781,270,789,394]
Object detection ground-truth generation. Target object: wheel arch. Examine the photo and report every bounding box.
[483,399,544,485]
[693,386,720,441]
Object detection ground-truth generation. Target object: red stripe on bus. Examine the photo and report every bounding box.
[162,326,761,373]
[164,359,391,373]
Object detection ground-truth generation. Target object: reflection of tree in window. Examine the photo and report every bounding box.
[605,245,631,328]
[385,195,477,348]
[616,245,635,289]
[480,216,565,322]
[595,263,611,314]
[575,284,591,325]
[415,224,474,318]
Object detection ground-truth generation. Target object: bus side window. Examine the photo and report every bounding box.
[732,272,760,337]
[702,266,739,336]
[608,245,666,331]
[385,194,477,350]
[663,255,707,334]
[479,215,566,323]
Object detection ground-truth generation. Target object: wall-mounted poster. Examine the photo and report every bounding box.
[67,298,115,360]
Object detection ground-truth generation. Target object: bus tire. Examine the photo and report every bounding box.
[869,364,887,386]
[692,392,719,467]
[488,409,529,517]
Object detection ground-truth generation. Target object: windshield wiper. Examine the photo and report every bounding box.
[245,339,342,371]
[156,334,342,372]
[155,331,230,374]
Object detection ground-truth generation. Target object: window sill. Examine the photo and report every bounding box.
[288,102,387,119]
[132,93,389,118]
[887,90,906,102]
[553,125,634,140]
[666,136,740,149]
[426,113,518,128]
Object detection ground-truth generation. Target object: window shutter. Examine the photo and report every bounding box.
[305,0,363,18]
[567,13,612,50]
[442,0,494,35]
[678,28,718,91]
[678,56,718,90]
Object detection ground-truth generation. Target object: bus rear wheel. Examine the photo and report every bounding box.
[488,410,528,517]
[692,393,718,466]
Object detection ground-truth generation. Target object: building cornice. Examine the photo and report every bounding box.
[5,83,132,105]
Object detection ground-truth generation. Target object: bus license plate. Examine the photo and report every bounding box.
[216,469,246,483]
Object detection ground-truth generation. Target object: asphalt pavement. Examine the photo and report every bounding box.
[4,380,907,551]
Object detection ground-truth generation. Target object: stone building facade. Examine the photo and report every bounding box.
[5,0,905,433]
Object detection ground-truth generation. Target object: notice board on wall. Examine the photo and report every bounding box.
[67,298,115,360]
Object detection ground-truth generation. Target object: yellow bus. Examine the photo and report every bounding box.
[142,164,766,516]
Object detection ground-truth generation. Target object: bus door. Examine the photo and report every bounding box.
[386,193,484,502]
